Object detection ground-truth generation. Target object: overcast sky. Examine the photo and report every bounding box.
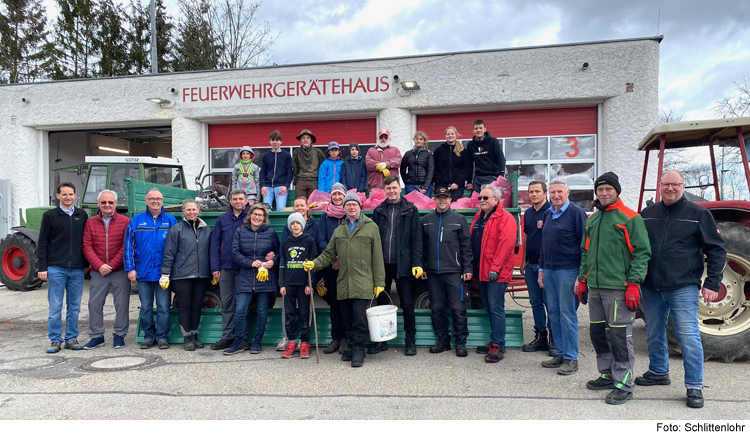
[43,0,750,120]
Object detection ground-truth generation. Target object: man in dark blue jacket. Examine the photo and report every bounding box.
[466,120,505,193]
[260,130,293,211]
[124,188,177,350]
[209,189,249,350]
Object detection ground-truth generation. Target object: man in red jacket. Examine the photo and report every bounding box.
[471,184,517,363]
[82,190,131,349]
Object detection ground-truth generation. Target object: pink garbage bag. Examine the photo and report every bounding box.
[403,190,435,209]
[491,175,513,208]
[307,190,331,211]
[362,188,386,210]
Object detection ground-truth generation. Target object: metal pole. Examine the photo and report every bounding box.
[736,126,750,199]
[708,138,721,201]
[638,148,650,211]
[150,0,158,74]
[655,134,666,203]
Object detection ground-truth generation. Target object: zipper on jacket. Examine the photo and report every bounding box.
[389,206,396,264]
[272,152,278,188]
[253,230,258,289]
[68,212,73,267]
[593,214,604,289]
[105,218,109,264]
[437,213,443,274]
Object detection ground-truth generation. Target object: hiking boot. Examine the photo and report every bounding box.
[282,342,297,359]
[542,355,563,368]
[84,337,105,350]
[276,337,289,351]
[113,336,125,349]
[338,339,350,354]
[323,340,340,354]
[299,342,311,359]
[210,339,233,350]
[140,339,154,349]
[686,389,704,408]
[223,340,245,356]
[484,343,504,363]
[404,339,417,356]
[548,339,558,357]
[157,339,169,349]
[557,359,578,375]
[183,334,195,351]
[476,343,490,354]
[587,376,616,390]
[65,340,83,351]
[193,335,204,349]
[429,337,451,354]
[351,348,365,368]
[522,329,549,352]
[47,342,62,354]
[455,345,468,357]
[605,388,633,405]
[635,371,671,386]
[367,341,388,354]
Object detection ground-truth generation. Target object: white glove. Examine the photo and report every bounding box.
[159,275,170,290]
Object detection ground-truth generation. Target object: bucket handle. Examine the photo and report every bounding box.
[369,290,393,309]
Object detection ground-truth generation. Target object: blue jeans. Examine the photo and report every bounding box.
[47,266,84,343]
[263,186,287,212]
[544,268,579,360]
[138,280,172,341]
[404,184,433,197]
[524,263,549,332]
[235,292,272,342]
[480,281,508,348]
[641,285,704,390]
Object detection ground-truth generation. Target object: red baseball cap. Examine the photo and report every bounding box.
[378,129,390,137]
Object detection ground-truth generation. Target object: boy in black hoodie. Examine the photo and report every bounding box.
[279,212,318,359]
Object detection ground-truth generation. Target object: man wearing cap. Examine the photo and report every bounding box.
[304,192,385,368]
[466,120,506,193]
[421,187,473,357]
[366,129,402,190]
[372,175,423,356]
[578,172,651,405]
[231,147,261,204]
[318,142,344,193]
[292,129,326,201]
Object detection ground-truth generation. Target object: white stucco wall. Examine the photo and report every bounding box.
[0,37,660,226]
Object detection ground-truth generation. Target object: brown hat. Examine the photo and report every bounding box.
[296,129,317,144]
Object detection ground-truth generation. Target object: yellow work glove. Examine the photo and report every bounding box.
[309,201,317,208]
[302,260,315,271]
[412,267,423,279]
[256,266,268,282]
[159,275,170,290]
[316,279,327,297]
[375,163,385,172]
[382,168,390,177]
[211,277,219,285]
[374,286,385,297]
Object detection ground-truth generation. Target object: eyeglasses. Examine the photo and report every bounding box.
[99,201,116,205]
[379,136,389,140]
[251,213,265,218]
[660,182,684,189]
[146,198,163,202]
[478,196,492,201]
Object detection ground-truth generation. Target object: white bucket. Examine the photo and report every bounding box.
[366,292,398,342]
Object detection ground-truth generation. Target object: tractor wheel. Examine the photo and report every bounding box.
[0,233,43,291]
[202,283,222,309]
[668,222,750,362]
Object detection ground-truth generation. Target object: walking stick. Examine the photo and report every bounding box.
[308,270,320,364]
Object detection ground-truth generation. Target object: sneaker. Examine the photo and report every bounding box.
[635,371,671,386]
[484,343,503,363]
[113,336,125,349]
[455,345,468,357]
[64,340,83,351]
[338,339,350,354]
[367,341,388,354]
[84,337,105,350]
[276,337,289,351]
[405,339,417,356]
[542,355,563,368]
[193,335,204,349]
[586,376,616,390]
[224,340,245,356]
[557,359,579,375]
[476,343,490,355]
[140,339,155,349]
[210,339,233,350]
[183,334,195,351]
[250,343,262,354]
[522,329,549,352]
[323,340,340,354]
[47,342,62,354]
[299,342,311,359]
[157,339,169,350]
[605,388,633,405]
[282,342,297,359]
[429,338,451,354]
[687,389,704,408]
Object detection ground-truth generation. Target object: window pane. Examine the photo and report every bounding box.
[550,163,595,187]
[550,136,595,160]
[507,164,548,187]
[144,165,183,189]
[570,190,594,212]
[110,164,140,204]
[211,148,241,170]
[505,137,548,161]
[83,166,109,204]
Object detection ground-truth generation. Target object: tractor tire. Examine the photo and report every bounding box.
[668,221,750,363]
[202,283,222,309]
[0,233,43,291]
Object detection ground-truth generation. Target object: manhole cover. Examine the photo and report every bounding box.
[79,355,160,372]
[0,356,65,373]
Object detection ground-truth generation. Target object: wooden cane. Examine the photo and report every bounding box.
[308,270,320,364]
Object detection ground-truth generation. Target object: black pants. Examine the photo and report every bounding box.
[322,267,346,341]
[376,263,415,339]
[340,298,368,351]
[435,184,465,202]
[172,278,208,335]
[473,174,498,193]
[428,273,469,344]
[284,285,311,343]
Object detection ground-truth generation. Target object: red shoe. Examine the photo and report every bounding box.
[300,342,311,359]
[282,342,297,359]
[485,343,504,363]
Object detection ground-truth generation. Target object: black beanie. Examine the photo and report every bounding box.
[595,172,621,194]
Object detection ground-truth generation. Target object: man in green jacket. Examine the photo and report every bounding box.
[577,172,651,405]
[304,192,386,368]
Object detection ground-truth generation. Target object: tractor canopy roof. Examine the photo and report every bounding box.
[637,117,750,152]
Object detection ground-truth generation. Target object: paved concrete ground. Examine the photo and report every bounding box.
[0,282,748,420]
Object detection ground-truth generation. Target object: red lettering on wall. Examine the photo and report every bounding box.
[252,83,262,98]
[182,88,190,103]
[353,78,366,93]
[219,85,228,100]
[332,79,341,94]
[319,79,330,94]
[264,83,273,97]
[199,87,209,101]
[228,85,241,99]
[210,86,217,101]
[366,77,377,92]
[379,76,390,92]
[342,77,353,93]
[273,82,286,97]
[565,137,580,158]
[287,81,295,97]
[297,80,306,96]
[308,81,320,95]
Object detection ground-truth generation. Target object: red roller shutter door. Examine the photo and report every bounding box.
[209,118,377,148]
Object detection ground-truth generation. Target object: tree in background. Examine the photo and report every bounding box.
[0,0,49,83]
[97,0,129,77]
[214,0,277,69]
[172,0,220,72]
[126,0,173,74]
[714,75,750,119]
[46,0,99,79]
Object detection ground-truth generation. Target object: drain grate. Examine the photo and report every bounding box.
[78,355,161,372]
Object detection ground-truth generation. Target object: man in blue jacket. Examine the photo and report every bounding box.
[260,130,293,211]
[124,188,177,349]
[209,189,249,351]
